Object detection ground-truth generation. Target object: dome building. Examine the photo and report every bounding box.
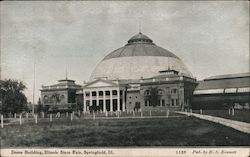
[90,32,193,81]
[81,32,197,113]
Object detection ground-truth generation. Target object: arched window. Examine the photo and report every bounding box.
[144,90,150,96]
[171,88,177,94]
[43,95,48,103]
[157,89,164,95]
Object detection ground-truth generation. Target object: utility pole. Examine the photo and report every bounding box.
[32,45,36,115]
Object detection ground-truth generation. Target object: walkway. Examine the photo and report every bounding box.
[175,111,250,134]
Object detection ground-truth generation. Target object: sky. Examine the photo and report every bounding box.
[1,1,249,103]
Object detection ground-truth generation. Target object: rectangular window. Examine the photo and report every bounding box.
[176,99,179,106]
[171,99,175,106]
[145,100,148,106]
[162,100,165,106]
[171,88,177,94]
[98,91,103,96]
[86,100,90,106]
[158,100,161,106]
[105,91,110,95]
[92,91,97,96]
[112,90,117,95]
[149,100,152,106]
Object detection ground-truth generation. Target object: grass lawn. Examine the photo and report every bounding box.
[193,109,250,123]
[1,117,249,147]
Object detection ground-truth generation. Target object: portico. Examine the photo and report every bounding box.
[83,79,126,112]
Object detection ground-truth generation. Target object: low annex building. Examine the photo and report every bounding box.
[137,69,196,111]
[40,79,82,111]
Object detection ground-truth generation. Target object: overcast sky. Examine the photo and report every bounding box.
[1,1,249,103]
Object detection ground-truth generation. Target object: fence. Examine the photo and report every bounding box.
[0,109,180,128]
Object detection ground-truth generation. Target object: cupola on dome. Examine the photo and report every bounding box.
[90,32,193,81]
[127,32,153,44]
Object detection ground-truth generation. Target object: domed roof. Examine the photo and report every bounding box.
[90,32,193,81]
[104,32,179,60]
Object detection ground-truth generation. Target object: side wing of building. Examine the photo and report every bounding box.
[192,73,250,109]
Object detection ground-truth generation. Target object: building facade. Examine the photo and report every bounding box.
[81,69,197,112]
[40,79,82,111]
[82,79,126,112]
[125,69,197,111]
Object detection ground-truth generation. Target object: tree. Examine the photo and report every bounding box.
[0,79,27,115]
[145,87,161,107]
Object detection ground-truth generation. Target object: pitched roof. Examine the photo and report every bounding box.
[204,72,250,81]
[196,73,250,90]
[83,79,119,88]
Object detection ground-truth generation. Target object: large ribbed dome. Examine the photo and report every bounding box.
[90,32,193,81]
[104,32,179,60]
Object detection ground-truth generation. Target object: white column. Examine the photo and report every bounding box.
[117,89,120,111]
[103,90,106,112]
[96,91,99,108]
[83,91,87,113]
[19,114,22,125]
[110,90,113,112]
[90,90,93,107]
[1,115,3,128]
[35,114,38,124]
[122,90,125,111]
[93,112,95,120]
[50,114,52,122]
